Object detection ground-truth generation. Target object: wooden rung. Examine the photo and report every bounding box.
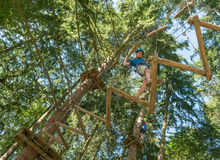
[106,86,112,130]
[77,106,106,123]
[149,56,206,76]
[192,15,212,80]
[123,135,136,145]
[55,122,84,135]
[187,17,220,31]
[147,25,167,37]
[74,107,88,140]
[43,131,63,145]
[107,86,149,107]
[149,57,158,114]
[55,124,70,149]
[174,1,194,19]
[14,128,61,160]
[123,135,144,149]
[125,139,136,148]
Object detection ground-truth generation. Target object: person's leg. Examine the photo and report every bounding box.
[136,77,147,98]
[140,132,144,143]
[144,68,152,82]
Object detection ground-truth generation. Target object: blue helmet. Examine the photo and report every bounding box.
[136,48,144,54]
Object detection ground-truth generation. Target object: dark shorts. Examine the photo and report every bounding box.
[140,128,146,133]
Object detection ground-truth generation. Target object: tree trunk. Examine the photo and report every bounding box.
[126,87,151,160]
[14,29,135,159]
[127,105,146,160]
[157,82,169,160]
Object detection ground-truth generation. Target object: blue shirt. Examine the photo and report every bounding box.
[129,58,146,67]
[141,123,147,131]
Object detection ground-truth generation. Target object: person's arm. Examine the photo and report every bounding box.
[123,55,130,67]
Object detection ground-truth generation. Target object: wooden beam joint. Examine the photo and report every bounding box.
[14,128,61,160]
[80,68,105,90]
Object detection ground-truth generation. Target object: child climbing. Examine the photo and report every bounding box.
[123,48,152,98]
[140,121,147,143]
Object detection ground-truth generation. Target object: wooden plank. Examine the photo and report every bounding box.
[147,25,167,37]
[149,56,206,76]
[108,86,149,107]
[16,133,53,160]
[55,122,84,135]
[14,128,61,159]
[77,106,106,123]
[149,57,158,114]
[174,1,194,19]
[74,107,88,139]
[55,124,69,149]
[106,86,112,130]
[187,17,220,31]
[192,15,212,80]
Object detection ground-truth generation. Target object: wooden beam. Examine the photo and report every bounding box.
[55,122,83,135]
[106,86,112,130]
[77,106,106,123]
[147,25,168,37]
[174,1,194,19]
[192,15,212,80]
[43,131,63,145]
[74,107,88,139]
[55,124,69,149]
[149,57,158,114]
[149,56,206,76]
[187,17,220,31]
[16,133,54,160]
[125,139,136,148]
[108,86,149,107]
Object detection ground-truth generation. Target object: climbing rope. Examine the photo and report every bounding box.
[75,0,88,72]
[51,0,73,95]
[13,0,58,108]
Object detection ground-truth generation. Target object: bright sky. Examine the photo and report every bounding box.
[112,0,208,65]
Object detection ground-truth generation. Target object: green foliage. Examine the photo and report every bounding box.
[0,0,219,159]
[165,126,220,159]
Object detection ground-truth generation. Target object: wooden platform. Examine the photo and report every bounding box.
[14,128,61,160]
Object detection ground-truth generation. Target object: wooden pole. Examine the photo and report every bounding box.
[106,86,112,130]
[149,57,158,114]
[191,15,212,80]
[77,106,106,123]
[74,107,88,139]
[108,86,149,107]
[147,25,168,37]
[43,131,63,145]
[55,124,69,149]
[174,1,194,19]
[187,17,220,31]
[149,56,206,76]
[127,105,147,159]
[56,122,84,135]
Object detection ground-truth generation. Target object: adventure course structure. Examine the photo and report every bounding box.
[1,0,220,160]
